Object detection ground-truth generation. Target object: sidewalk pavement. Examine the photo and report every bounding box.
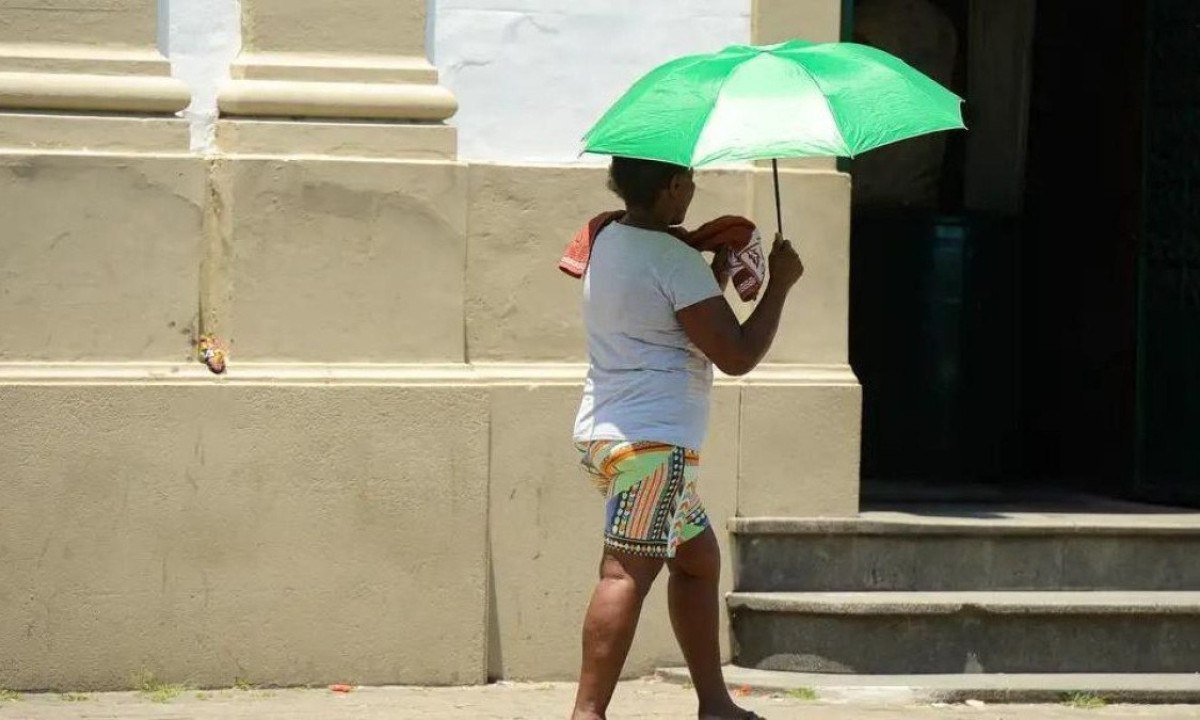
[2,679,1200,719]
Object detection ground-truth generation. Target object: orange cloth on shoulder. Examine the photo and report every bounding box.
[559,212,766,302]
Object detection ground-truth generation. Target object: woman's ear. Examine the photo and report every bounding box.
[669,173,687,197]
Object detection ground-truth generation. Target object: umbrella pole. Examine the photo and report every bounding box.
[772,159,783,238]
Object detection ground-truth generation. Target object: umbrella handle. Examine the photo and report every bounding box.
[772,159,783,238]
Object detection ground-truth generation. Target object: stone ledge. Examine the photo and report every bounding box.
[0,112,190,152]
[0,362,858,387]
[731,513,1200,536]
[0,44,173,77]
[0,71,189,114]
[232,52,440,85]
[728,591,1200,616]
[219,79,457,121]
[215,118,456,159]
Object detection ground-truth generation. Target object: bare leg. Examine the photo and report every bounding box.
[570,549,664,720]
[667,528,754,719]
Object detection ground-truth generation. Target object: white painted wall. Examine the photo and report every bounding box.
[433,0,752,163]
[160,0,751,160]
[163,0,241,152]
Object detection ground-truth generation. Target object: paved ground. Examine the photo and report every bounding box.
[3,679,1200,719]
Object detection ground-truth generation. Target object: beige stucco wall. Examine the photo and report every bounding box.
[0,382,490,690]
[242,0,427,57]
[0,153,205,361]
[0,0,855,691]
[752,0,843,44]
[216,158,468,363]
[0,0,160,49]
[0,154,859,687]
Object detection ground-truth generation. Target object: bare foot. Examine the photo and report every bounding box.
[570,711,605,720]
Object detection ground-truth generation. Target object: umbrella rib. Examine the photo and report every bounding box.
[846,43,966,110]
[786,53,852,157]
[688,57,752,167]
[813,44,966,152]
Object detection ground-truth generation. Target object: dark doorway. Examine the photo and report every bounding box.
[1017,0,1145,497]
[848,0,1197,506]
[1135,0,1200,505]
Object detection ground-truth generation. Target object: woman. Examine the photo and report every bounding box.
[571,156,805,720]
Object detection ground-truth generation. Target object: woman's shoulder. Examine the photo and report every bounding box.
[594,224,708,282]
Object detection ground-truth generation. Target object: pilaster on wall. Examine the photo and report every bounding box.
[0,0,188,114]
[750,0,842,170]
[219,0,456,125]
[752,0,843,44]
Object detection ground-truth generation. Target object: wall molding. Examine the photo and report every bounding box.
[0,362,859,387]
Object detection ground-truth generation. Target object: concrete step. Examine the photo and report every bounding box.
[656,666,1200,705]
[731,512,1200,591]
[728,591,1200,674]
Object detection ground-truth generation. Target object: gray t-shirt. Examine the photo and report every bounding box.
[573,222,723,450]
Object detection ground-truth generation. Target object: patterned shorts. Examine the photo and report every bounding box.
[576,440,710,559]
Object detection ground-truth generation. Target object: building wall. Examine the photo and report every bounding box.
[162,0,241,151]
[433,0,751,163]
[0,0,857,689]
[163,0,751,161]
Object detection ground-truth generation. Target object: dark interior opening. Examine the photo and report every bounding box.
[847,0,1197,508]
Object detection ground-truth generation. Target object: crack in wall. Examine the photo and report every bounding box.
[199,157,233,349]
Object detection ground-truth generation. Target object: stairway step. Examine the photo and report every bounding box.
[729,591,1200,674]
[732,512,1200,536]
[656,666,1200,705]
[731,512,1200,591]
[729,590,1200,614]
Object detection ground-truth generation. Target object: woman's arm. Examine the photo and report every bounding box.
[677,235,804,376]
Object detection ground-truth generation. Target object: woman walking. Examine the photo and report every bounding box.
[569,156,805,720]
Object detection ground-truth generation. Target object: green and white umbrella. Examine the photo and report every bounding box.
[583,39,965,233]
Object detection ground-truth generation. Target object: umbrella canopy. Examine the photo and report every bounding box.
[583,39,964,170]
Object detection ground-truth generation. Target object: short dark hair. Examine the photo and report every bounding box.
[607,156,690,208]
